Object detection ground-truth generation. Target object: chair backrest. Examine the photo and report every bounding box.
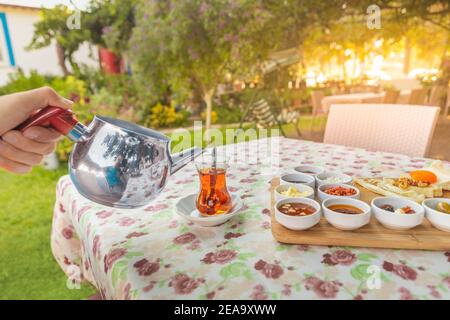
[408,88,428,105]
[383,89,400,104]
[311,90,325,115]
[427,85,447,106]
[444,86,450,118]
[251,99,277,128]
[323,104,440,157]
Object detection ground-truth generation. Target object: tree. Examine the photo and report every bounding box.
[129,0,283,130]
[27,5,88,76]
[129,0,350,129]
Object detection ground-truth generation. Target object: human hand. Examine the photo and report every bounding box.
[0,87,73,174]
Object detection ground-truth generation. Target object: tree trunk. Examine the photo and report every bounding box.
[204,89,214,131]
[403,36,412,75]
[438,32,450,85]
[56,43,70,76]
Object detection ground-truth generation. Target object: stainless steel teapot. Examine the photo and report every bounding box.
[17,106,203,208]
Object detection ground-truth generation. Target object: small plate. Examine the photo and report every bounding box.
[175,193,243,227]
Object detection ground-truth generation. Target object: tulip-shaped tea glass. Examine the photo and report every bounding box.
[195,153,232,216]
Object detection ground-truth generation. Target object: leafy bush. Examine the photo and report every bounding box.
[145,102,190,129]
[0,69,55,95]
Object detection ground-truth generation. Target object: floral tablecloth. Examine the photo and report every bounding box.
[51,137,450,300]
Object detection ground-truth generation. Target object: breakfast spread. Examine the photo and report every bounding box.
[354,161,450,202]
[278,202,316,216]
[280,187,312,198]
[326,204,363,214]
[324,186,357,196]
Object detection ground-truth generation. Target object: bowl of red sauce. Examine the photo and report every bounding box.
[317,183,360,201]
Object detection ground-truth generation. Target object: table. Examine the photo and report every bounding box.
[52,137,450,300]
[321,91,411,113]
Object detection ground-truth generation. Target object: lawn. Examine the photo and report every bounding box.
[0,167,96,299]
[0,117,325,299]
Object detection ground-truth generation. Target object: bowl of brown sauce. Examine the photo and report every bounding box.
[275,198,321,230]
[322,198,371,230]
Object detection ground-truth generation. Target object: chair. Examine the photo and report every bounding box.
[383,89,400,104]
[323,104,440,157]
[444,87,450,119]
[310,90,325,131]
[249,99,301,137]
[408,88,428,105]
[427,85,447,106]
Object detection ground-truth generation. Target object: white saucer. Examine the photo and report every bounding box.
[175,193,243,227]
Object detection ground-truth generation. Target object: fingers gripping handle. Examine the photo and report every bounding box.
[16,106,80,137]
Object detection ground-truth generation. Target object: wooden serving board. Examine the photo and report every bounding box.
[270,178,450,251]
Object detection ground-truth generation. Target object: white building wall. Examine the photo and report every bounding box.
[0,6,98,85]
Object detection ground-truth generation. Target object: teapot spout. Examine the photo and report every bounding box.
[169,147,204,175]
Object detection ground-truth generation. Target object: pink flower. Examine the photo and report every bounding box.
[202,250,237,264]
[250,284,268,300]
[297,244,310,251]
[281,284,292,296]
[254,260,284,279]
[428,285,442,299]
[103,248,127,273]
[143,281,156,293]
[384,261,417,280]
[59,203,66,213]
[224,232,244,239]
[322,250,356,266]
[393,264,417,281]
[126,232,147,239]
[133,258,160,277]
[174,232,196,245]
[443,277,450,288]
[206,291,215,299]
[169,274,199,295]
[304,276,342,299]
[118,217,136,226]
[96,210,113,219]
[382,261,394,271]
[93,235,101,258]
[144,203,169,212]
[62,227,73,239]
[399,287,414,300]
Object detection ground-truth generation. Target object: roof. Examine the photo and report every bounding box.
[0,3,41,10]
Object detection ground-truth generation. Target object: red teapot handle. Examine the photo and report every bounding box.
[16,106,79,136]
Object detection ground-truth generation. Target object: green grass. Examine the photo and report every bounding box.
[0,167,96,299]
[0,116,326,299]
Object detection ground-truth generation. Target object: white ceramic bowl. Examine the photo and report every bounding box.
[316,172,353,187]
[294,165,325,178]
[422,198,450,233]
[275,183,315,202]
[322,198,371,230]
[280,173,315,189]
[317,183,360,202]
[371,197,424,230]
[275,197,321,231]
[176,193,243,227]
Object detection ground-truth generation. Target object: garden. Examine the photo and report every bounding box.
[0,0,449,299]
